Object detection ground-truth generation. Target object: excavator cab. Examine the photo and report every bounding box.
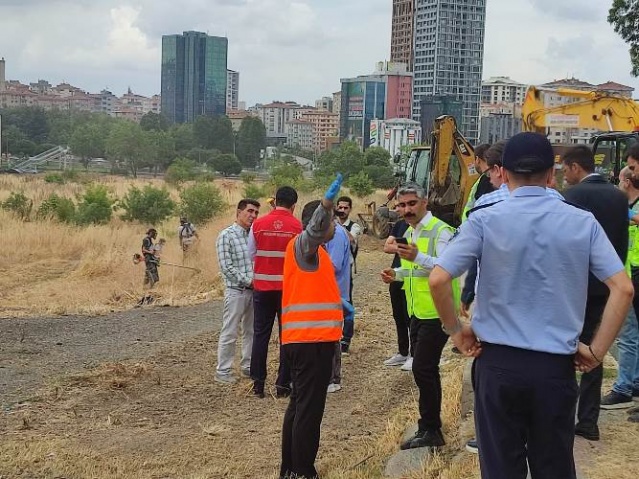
[591,132,639,183]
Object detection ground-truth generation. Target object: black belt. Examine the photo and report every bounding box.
[230,286,253,292]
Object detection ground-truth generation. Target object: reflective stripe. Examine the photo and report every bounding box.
[254,273,284,281]
[282,302,342,314]
[255,250,286,258]
[282,320,343,331]
[410,270,429,278]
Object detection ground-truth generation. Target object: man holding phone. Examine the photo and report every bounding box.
[381,182,459,450]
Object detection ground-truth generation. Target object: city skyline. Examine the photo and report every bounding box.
[0,0,638,106]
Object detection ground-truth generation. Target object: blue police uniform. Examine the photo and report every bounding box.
[435,133,625,479]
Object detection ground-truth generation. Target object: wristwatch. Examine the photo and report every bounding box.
[442,318,463,336]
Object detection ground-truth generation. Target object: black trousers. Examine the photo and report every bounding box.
[410,318,448,431]
[474,344,578,479]
[280,342,335,479]
[390,282,411,357]
[250,290,291,390]
[577,294,607,427]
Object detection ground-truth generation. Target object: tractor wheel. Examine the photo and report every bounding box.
[372,210,391,239]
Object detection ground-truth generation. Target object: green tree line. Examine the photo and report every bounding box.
[0,108,266,178]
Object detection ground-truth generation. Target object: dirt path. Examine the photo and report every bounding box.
[0,302,222,408]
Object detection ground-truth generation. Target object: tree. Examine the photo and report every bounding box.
[120,185,175,224]
[179,182,226,224]
[608,0,639,76]
[70,123,108,170]
[236,117,266,168]
[140,112,169,132]
[164,158,198,185]
[212,153,242,176]
[193,115,215,149]
[315,140,365,181]
[106,122,153,177]
[348,171,374,198]
[364,147,391,167]
[170,123,196,156]
[211,116,235,153]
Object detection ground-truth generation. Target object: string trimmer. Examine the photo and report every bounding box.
[132,253,201,273]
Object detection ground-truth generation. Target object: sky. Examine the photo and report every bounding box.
[0,0,637,106]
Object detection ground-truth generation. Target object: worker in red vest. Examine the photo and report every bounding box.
[248,186,303,398]
[279,173,349,479]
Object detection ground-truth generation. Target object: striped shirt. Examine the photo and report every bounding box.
[216,223,253,289]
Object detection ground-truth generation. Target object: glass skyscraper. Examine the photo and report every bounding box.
[161,31,228,123]
[412,0,486,142]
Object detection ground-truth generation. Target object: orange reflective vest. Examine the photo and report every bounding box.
[252,209,302,291]
[281,238,344,345]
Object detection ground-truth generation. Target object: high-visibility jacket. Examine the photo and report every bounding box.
[281,238,343,345]
[400,216,460,319]
[252,209,302,291]
[462,174,484,221]
[629,199,639,270]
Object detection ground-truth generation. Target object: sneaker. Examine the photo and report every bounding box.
[574,422,599,441]
[327,383,342,393]
[400,428,445,450]
[384,353,409,367]
[340,341,350,355]
[275,386,292,398]
[600,390,633,409]
[214,372,237,385]
[465,438,478,454]
[400,357,413,371]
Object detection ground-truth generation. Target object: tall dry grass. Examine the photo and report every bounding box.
[0,173,388,317]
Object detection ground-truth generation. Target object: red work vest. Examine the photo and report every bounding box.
[252,209,302,291]
[281,238,343,345]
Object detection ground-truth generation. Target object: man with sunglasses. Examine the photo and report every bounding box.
[380,182,459,450]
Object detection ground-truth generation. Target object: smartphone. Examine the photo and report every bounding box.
[395,237,408,245]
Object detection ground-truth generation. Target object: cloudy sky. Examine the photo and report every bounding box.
[0,0,637,105]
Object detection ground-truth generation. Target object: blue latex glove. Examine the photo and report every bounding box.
[324,173,344,201]
[629,209,636,221]
[341,298,355,323]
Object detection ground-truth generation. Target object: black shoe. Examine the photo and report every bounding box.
[600,390,633,409]
[340,341,350,355]
[253,382,265,399]
[400,429,445,450]
[575,422,599,441]
[275,386,291,398]
[627,405,639,415]
[465,438,478,454]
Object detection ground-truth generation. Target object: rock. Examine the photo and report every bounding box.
[384,447,433,478]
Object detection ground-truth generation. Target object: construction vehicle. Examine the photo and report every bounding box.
[522,86,639,181]
[358,115,479,238]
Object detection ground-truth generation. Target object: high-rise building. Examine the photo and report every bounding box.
[298,109,339,152]
[412,0,487,142]
[226,69,239,111]
[390,0,415,71]
[161,31,228,124]
[340,62,413,149]
[0,58,7,91]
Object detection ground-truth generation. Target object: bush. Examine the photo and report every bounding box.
[241,172,256,184]
[348,171,375,198]
[211,153,242,176]
[120,185,176,224]
[243,182,267,199]
[1,191,33,220]
[37,194,76,223]
[179,182,226,224]
[364,164,396,189]
[75,184,116,225]
[165,158,198,185]
[44,173,65,184]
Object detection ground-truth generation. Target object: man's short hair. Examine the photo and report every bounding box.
[275,186,298,208]
[397,182,426,199]
[626,143,639,162]
[336,196,352,207]
[301,200,322,229]
[474,143,491,161]
[561,145,595,173]
[237,198,260,210]
[621,166,633,181]
[485,140,508,168]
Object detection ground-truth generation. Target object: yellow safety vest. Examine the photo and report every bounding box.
[628,199,639,270]
[400,216,460,319]
[462,174,484,222]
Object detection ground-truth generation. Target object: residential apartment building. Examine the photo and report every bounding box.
[369,118,422,156]
[481,76,527,105]
[286,120,314,151]
[315,96,333,111]
[298,108,339,152]
[258,101,301,136]
[340,62,413,149]
[161,31,228,123]
[412,0,487,142]
[226,69,239,111]
[390,0,415,71]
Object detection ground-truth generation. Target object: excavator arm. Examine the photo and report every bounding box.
[522,86,639,133]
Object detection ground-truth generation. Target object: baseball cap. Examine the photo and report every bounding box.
[502,132,554,173]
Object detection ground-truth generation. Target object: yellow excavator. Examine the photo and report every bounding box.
[359,115,479,238]
[522,86,639,181]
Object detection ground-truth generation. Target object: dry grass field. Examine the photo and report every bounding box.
[1,173,637,478]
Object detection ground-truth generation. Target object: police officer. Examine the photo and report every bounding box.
[429,132,633,479]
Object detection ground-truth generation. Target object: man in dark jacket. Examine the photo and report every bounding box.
[562,144,629,440]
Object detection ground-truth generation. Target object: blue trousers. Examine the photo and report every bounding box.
[613,305,639,397]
